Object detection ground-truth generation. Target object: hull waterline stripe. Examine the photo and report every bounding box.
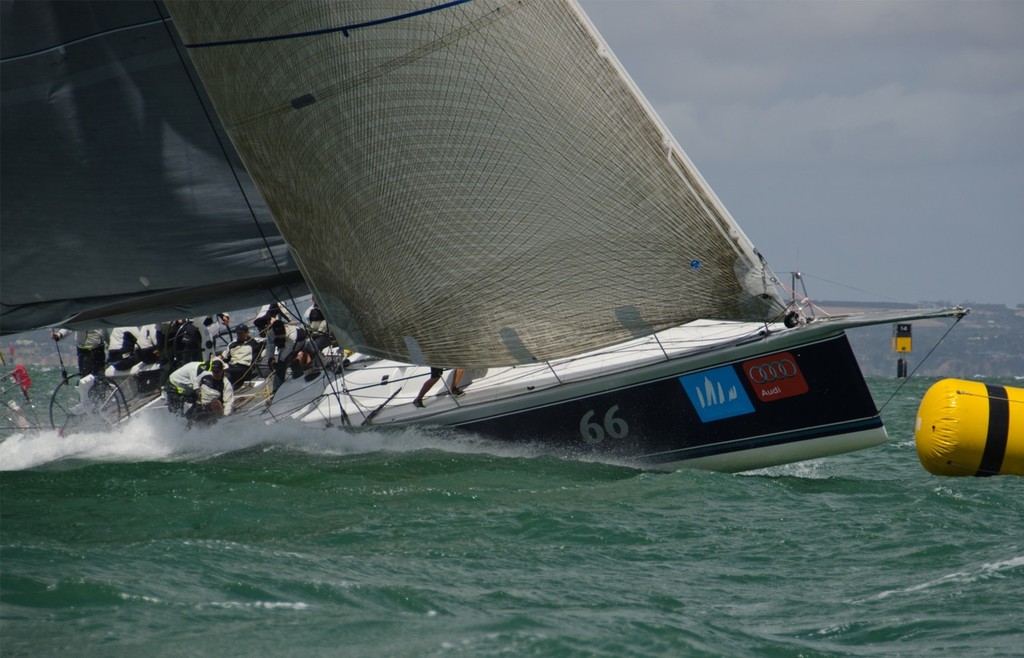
[977,384,1009,476]
[183,0,472,49]
[642,416,884,465]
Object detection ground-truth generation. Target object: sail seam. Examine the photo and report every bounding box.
[217,5,513,131]
[181,0,473,49]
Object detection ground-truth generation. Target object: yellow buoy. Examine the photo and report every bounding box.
[915,379,1024,476]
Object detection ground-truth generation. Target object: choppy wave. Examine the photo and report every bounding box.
[4,377,1023,657]
[0,408,643,472]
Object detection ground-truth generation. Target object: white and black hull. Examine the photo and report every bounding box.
[266,316,927,472]
[453,332,881,471]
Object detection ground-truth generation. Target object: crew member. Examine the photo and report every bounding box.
[304,299,332,351]
[412,367,465,408]
[165,359,206,416]
[253,302,291,337]
[106,326,140,371]
[135,323,162,365]
[189,359,234,426]
[170,319,203,369]
[51,328,108,376]
[266,319,307,391]
[221,324,261,385]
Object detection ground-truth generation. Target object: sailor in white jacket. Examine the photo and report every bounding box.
[192,360,234,423]
[166,360,233,421]
[166,360,206,415]
[134,324,162,365]
[106,326,140,372]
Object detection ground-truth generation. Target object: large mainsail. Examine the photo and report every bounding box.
[166,0,784,367]
[0,1,303,335]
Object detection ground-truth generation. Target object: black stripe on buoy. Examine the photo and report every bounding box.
[976,384,1010,477]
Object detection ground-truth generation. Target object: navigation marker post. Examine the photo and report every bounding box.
[892,323,912,378]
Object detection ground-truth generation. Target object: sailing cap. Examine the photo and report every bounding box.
[236,323,249,333]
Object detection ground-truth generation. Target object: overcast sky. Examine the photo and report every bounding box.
[579,0,1023,308]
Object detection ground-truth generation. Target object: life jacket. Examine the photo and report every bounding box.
[198,372,224,398]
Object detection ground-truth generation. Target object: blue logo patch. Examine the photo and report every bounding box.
[680,366,755,422]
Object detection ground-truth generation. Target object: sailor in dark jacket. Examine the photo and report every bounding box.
[171,319,204,369]
[266,319,306,391]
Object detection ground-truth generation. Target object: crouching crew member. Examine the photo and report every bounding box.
[189,360,234,426]
[166,359,206,416]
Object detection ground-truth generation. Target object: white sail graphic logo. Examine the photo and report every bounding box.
[679,366,755,423]
[693,376,740,409]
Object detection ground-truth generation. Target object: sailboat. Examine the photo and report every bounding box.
[2,1,965,471]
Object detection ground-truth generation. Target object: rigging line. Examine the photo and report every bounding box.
[775,284,832,320]
[800,273,900,303]
[161,2,312,358]
[264,290,353,413]
[162,1,315,406]
[156,3,291,284]
[0,16,168,62]
[769,270,832,320]
[943,460,1004,477]
[754,250,781,331]
[181,0,473,49]
[877,314,965,414]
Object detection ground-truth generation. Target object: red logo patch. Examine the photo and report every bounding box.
[742,352,808,402]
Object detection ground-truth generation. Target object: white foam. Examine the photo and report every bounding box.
[859,554,1024,602]
[0,408,597,471]
[741,457,836,479]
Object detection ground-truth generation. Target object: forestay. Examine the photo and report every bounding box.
[167,0,784,367]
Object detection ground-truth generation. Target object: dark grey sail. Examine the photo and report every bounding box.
[0,0,303,336]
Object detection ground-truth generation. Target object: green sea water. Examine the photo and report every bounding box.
[1,372,1021,657]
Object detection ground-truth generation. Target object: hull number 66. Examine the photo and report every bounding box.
[579,405,629,445]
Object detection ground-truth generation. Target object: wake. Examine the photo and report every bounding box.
[0,409,627,472]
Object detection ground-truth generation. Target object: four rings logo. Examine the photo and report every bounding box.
[747,358,799,384]
[742,352,809,402]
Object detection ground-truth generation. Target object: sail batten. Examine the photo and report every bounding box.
[166,0,784,366]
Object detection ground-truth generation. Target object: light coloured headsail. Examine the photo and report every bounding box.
[0,1,303,335]
[167,0,784,366]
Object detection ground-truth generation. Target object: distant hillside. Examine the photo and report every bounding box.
[825,302,1024,378]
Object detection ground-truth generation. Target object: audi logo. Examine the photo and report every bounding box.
[747,358,799,384]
